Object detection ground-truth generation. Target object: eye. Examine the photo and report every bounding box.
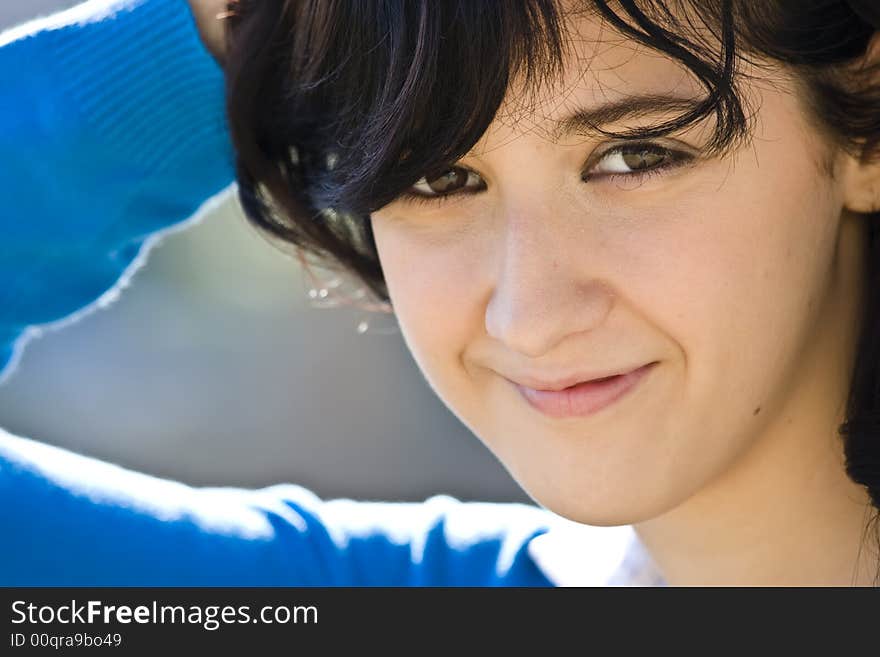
[405,167,486,201]
[394,141,695,208]
[582,142,694,183]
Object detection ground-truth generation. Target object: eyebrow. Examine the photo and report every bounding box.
[550,93,704,141]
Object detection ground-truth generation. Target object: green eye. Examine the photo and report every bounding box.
[608,147,668,172]
[410,167,484,197]
[584,142,693,182]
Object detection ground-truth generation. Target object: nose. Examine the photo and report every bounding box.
[484,206,615,359]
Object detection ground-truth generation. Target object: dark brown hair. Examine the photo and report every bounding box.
[223,0,880,579]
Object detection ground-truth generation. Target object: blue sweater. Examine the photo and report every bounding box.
[0,0,564,586]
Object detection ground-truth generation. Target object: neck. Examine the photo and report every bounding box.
[634,422,876,586]
[634,212,877,586]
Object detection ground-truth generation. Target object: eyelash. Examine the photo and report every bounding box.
[396,141,696,208]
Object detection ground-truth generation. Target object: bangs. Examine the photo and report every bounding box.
[230,0,574,215]
[224,0,757,300]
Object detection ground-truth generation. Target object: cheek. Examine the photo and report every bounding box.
[370,217,488,393]
[622,149,842,461]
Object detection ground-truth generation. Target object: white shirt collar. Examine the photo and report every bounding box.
[527,519,666,586]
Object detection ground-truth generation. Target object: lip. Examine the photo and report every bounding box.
[513,361,657,418]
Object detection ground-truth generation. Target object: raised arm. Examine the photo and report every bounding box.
[0,0,234,380]
[187,0,227,62]
[0,0,641,588]
[0,428,559,586]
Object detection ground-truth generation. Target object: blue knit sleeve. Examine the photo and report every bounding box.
[0,0,234,379]
[0,1,558,587]
[0,429,554,586]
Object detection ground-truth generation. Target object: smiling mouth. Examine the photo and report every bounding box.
[513,362,657,418]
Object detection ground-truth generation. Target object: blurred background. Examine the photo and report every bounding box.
[0,0,530,503]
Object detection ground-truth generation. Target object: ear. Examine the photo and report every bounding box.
[839,152,880,214]
[839,31,880,214]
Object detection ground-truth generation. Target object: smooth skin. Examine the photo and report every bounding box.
[187,0,227,61]
[370,11,880,585]
[189,0,880,584]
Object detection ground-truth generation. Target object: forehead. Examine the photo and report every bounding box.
[471,8,713,152]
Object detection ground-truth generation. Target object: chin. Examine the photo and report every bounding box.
[510,470,685,527]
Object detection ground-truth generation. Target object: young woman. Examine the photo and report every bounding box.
[1,0,879,586]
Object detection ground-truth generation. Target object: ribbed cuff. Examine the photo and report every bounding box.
[45,0,230,173]
[0,324,23,383]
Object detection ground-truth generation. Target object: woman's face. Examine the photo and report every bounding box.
[369,12,868,524]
